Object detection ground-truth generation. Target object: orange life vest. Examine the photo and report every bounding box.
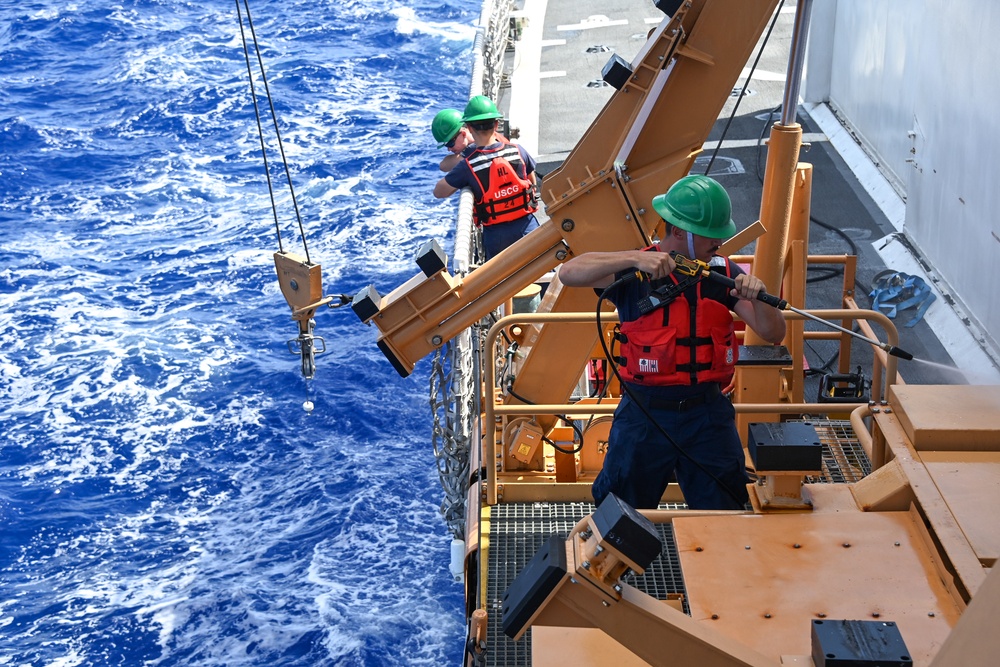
[466,140,537,225]
[616,269,738,386]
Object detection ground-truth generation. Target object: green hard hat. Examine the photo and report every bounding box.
[431,108,463,147]
[651,175,736,239]
[461,95,503,123]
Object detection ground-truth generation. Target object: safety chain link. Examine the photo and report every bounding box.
[430,332,474,539]
[429,0,511,540]
[479,0,513,103]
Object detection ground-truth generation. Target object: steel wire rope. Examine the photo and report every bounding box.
[702,0,785,177]
[236,0,311,263]
[701,0,855,372]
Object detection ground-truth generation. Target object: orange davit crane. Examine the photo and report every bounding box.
[351,1,1000,665]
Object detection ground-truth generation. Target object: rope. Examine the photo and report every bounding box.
[703,0,785,176]
[235,0,311,263]
[869,271,936,327]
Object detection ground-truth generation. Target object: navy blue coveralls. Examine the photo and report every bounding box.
[593,257,751,510]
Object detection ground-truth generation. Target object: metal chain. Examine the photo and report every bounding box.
[480,0,513,102]
[430,0,510,541]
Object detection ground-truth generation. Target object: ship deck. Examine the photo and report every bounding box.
[501,0,997,390]
[471,1,998,664]
[482,419,871,666]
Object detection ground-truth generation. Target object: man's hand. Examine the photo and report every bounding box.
[630,250,676,281]
[730,273,767,301]
[560,249,675,288]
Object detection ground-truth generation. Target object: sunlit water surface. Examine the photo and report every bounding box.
[0,1,477,664]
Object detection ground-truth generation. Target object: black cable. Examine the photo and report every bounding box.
[595,274,748,508]
[703,0,785,176]
[755,104,782,182]
[752,107,875,295]
[235,0,282,252]
[804,339,841,374]
[504,384,585,455]
[237,0,312,263]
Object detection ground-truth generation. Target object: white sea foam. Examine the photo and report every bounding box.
[1,1,474,664]
[391,7,477,42]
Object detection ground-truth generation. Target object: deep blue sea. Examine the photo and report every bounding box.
[0,1,477,664]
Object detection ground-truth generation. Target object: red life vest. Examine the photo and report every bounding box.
[617,267,739,386]
[466,140,537,225]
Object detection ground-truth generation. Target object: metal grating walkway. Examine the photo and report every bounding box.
[482,419,869,665]
[484,501,688,667]
[798,419,872,484]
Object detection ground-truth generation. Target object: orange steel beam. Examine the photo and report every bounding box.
[513,0,782,414]
[357,0,782,377]
[745,124,802,345]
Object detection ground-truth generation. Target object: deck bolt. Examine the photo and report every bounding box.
[793,543,801,549]
[872,612,880,618]
[843,542,851,548]
[431,335,442,346]
[745,545,751,550]
[583,561,591,569]
[614,584,622,593]
[884,408,893,413]
[764,613,772,619]
[817,613,827,618]
[595,546,604,554]
[561,219,575,232]
[928,612,935,617]
[602,600,610,607]
[711,614,719,620]
[895,542,901,546]
[555,249,568,261]
[695,546,703,552]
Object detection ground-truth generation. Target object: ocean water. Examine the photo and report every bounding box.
[0,1,477,664]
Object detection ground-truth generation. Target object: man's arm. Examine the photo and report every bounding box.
[731,274,787,343]
[433,177,458,198]
[559,250,677,289]
[439,154,461,172]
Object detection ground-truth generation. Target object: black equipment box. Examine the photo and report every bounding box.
[602,54,633,90]
[501,534,567,639]
[811,619,913,666]
[592,494,662,571]
[747,421,823,471]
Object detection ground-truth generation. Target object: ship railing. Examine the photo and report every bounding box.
[481,308,901,505]
[429,0,513,543]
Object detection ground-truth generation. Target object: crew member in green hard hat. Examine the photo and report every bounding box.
[433,95,540,261]
[559,174,786,511]
[431,108,473,172]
